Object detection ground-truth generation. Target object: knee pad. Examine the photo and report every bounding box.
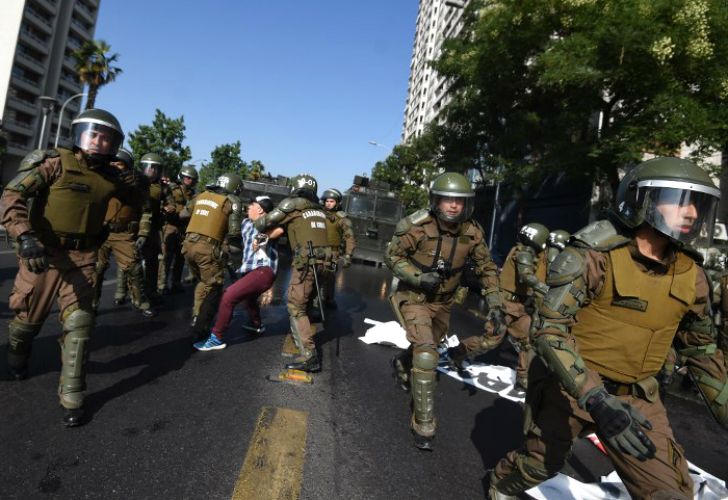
[62,308,94,336]
[413,347,439,370]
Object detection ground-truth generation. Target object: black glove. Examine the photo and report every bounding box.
[446,345,468,371]
[486,307,507,336]
[117,168,140,188]
[582,387,656,461]
[419,272,442,293]
[17,233,47,273]
[134,236,147,252]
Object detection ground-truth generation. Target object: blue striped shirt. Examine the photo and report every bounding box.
[239,218,279,275]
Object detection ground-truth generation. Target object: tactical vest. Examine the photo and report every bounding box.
[573,245,696,383]
[286,204,330,253]
[148,182,164,229]
[104,196,139,228]
[326,210,342,248]
[30,148,116,245]
[186,191,228,242]
[499,244,547,297]
[409,218,476,293]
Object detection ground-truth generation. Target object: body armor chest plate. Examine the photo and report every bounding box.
[286,205,331,253]
[31,148,116,241]
[573,245,696,383]
[410,219,475,293]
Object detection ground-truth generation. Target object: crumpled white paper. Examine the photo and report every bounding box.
[358,318,409,349]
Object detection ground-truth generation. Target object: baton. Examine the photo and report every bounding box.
[307,241,326,324]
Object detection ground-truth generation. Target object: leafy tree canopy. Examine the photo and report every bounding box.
[72,39,122,110]
[197,141,267,187]
[432,0,728,187]
[371,130,440,214]
[127,109,192,180]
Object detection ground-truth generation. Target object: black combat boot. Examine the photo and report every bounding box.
[412,431,434,451]
[8,366,28,381]
[62,407,84,427]
[285,352,321,373]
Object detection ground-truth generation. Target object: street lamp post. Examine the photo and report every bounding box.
[37,96,57,149]
[54,93,87,148]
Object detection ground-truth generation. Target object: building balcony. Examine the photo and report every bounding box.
[3,119,36,136]
[62,56,76,71]
[33,0,58,14]
[6,95,37,115]
[7,140,32,156]
[69,17,91,38]
[10,73,42,94]
[15,51,46,74]
[58,76,81,92]
[19,29,50,54]
[23,8,54,34]
[74,1,96,23]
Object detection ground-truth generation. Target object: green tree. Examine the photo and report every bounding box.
[371,130,440,214]
[198,141,268,186]
[127,109,192,180]
[434,0,728,189]
[72,39,123,110]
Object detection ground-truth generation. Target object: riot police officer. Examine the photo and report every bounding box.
[385,172,503,450]
[0,108,138,426]
[93,148,155,318]
[488,157,728,499]
[183,173,243,340]
[319,187,356,308]
[139,152,171,303]
[483,223,549,390]
[159,165,198,294]
[546,229,570,264]
[254,174,333,372]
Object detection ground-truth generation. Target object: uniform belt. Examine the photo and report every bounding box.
[185,232,221,245]
[56,235,97,251]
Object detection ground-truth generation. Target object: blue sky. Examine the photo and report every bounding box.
[93,1,417,193]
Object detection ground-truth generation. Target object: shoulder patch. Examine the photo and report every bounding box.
[19,149,48,172]
[335,210,347,219]
[227,194,242,213]
[572,219,629,251]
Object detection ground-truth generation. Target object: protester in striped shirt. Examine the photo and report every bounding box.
[194,196,279,351]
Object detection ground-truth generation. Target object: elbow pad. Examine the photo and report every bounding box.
[540,247,587,320]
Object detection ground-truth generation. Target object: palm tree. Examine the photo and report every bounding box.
[71,40,122,110]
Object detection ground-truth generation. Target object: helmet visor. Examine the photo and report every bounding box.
[142,163,160,180]
[643,187,718,244]
[431,194,474,223]
[74,122,123,157]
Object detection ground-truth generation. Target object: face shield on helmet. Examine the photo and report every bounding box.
[73,121,123,160]
[429,172,475,223]
[640,180,720,245]
[321,188,342,210]
[142,162,160,181]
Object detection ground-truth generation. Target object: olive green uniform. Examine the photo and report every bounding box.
[385,209,501,439]
[94,179,153,311]
[495,243,548,387]
[158,182,194,292]
[183,189,242,336]
[490,221,728,499]
[0,148,137,410]
[321,208,356,305]
[254,197,333,360]
[140,180,170,300]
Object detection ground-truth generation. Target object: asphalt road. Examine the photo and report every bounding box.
[0,251,726,499]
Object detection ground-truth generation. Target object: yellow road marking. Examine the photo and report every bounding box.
[232,406,308,500]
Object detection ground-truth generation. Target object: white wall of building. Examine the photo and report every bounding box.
[0,0,26,123]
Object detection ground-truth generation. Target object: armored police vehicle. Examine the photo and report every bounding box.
[342,176,404,265]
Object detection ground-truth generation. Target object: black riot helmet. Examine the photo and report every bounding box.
[614,157,720,245]
[71,108,124,162]
[321,188,343,210]
[114,147,134,169]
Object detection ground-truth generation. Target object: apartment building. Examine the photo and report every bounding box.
[0,0,100,184]
[401,0,469,143]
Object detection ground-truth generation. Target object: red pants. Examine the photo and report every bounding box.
[211,266,275,339]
